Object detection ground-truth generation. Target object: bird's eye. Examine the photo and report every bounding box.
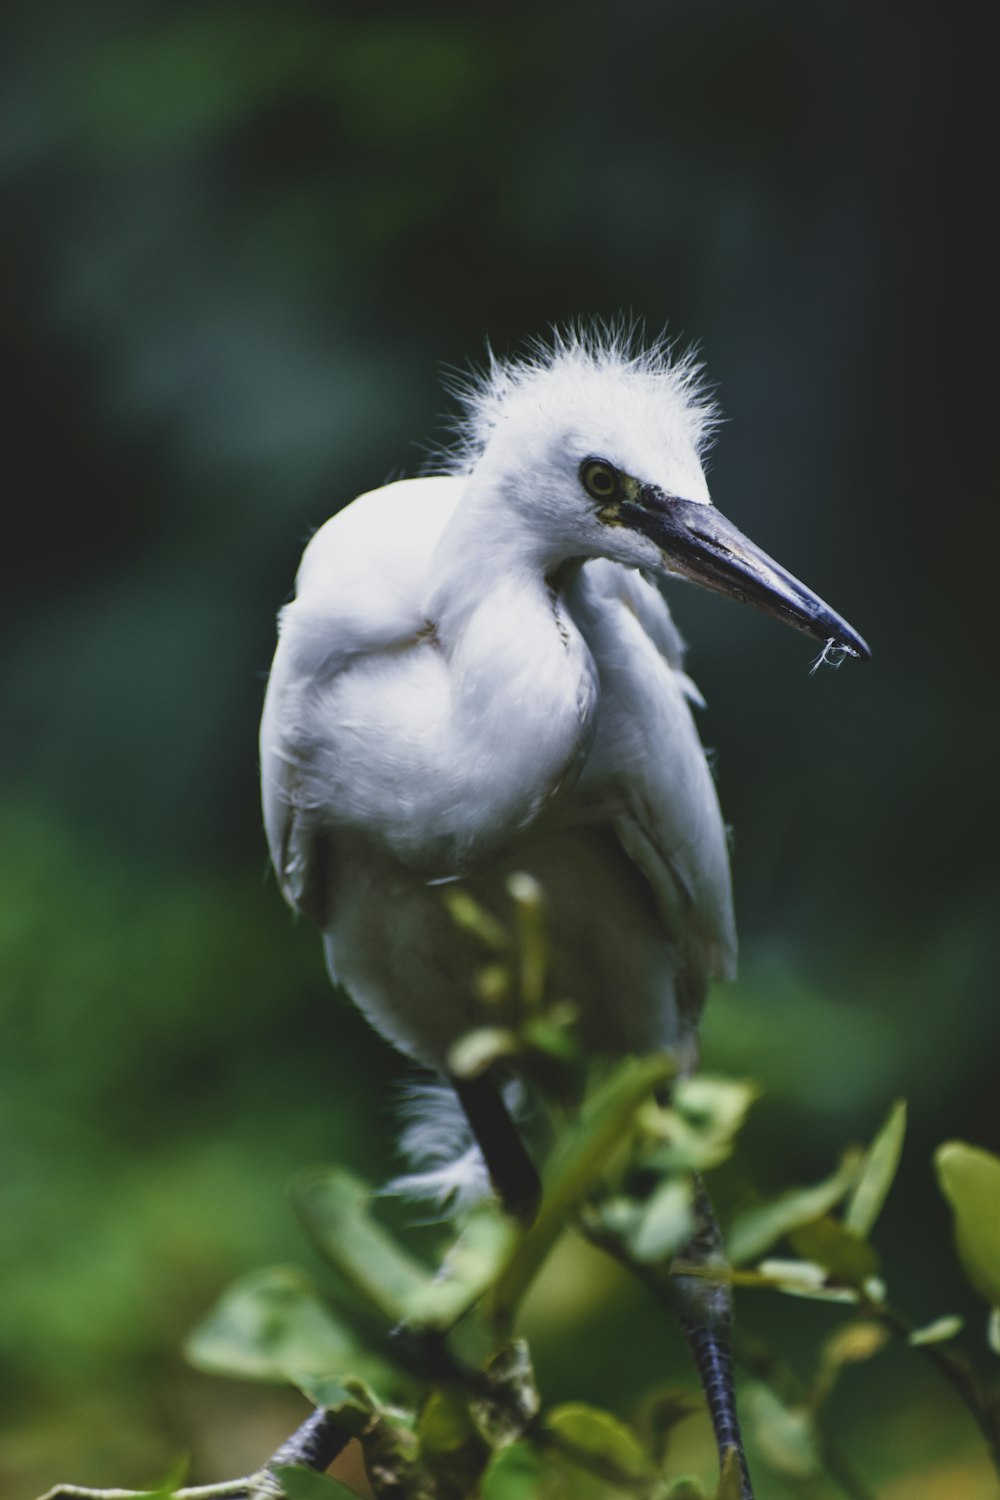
[580,458,620,502]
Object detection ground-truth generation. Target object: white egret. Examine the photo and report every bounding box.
[259,328,869,1496]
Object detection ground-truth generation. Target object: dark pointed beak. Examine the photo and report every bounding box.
[620,489,871,660]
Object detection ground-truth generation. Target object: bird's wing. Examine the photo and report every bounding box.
[259,475,464,921]
[567,561,737,1010]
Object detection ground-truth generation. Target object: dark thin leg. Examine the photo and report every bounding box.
[671,1179,754,1500]
[452,1074,542,1223]
[266,1407,351,1475]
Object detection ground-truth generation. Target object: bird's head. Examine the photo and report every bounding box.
[450,326,870,660]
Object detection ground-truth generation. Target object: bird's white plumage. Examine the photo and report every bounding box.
[261,332,737,1083]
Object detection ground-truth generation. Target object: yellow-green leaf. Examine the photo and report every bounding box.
[821,1320,889,1369]
[409,1201,521,1329]
[844,1100,907,1238]
[272,1465,362,1500]
[544,1402,654,1482]
[714,1446,745,1499]
[908,1315,964,1346]
[666,1479,709,1500]
[757,1258,883,1305]
[744,1384,821,1481]
[492,1052,677,1321]
[935,1142,1000,1307]
[726,1150,862,1265]
[481,1440,545,1498]
[448,1025,521,1078]
[789,1218,879,1286]
[185,1266,359,1387]
[293,1169,434,1324]
[628,1177,695,1263]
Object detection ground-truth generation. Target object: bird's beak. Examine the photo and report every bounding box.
[619,488,871,660]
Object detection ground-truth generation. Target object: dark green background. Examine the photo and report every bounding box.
[2,1,997,1495]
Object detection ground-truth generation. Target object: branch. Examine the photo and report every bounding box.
[857,1293,1000,1480]
[37,1407,351,1500]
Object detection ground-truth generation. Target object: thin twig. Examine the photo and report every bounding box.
[735,1335,880,1500]
[38,1485,253,1500]
[36,1407,352,1500]
[580,1220,880,1500]
[857,1294,1000,1482]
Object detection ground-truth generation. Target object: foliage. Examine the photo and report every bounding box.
[36,886,1000,1500]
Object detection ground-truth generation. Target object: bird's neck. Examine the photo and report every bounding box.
[421,477,597,852]
[428,473,576,639]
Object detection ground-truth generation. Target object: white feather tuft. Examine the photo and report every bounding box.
[434,318,720,478]
[383,1078,492,1214]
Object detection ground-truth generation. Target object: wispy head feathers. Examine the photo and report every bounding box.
[436,319,720,477]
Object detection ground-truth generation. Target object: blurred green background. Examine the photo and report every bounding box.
[2,0,997,1495]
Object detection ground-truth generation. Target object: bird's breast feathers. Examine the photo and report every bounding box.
[261,475,734,984]
[261,476,600,882]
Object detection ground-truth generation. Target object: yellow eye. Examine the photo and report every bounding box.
[580,458,620,501]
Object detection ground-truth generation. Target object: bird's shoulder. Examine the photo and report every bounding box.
[293,474,464,630]
[261,475,464,915]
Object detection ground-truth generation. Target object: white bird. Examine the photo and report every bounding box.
[259,327,869,1496]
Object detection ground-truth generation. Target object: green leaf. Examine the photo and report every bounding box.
[757,1258,884,1305]
[666,1479,709,1500]
[628,1177,695,1263]
[744,1384,821,1481]
[789,1218,880,1286]
[493,1052,678,1321]
[908,1315,964,1347]
[674,1075,758,1141]
[522,1014,582,1069]
[507,869,548,1009]
[935,1141,1000,1307]
[417,1390,489,1495]
[844,1100,907,1238]
[293,1169,435,1324]
[641,1076,757,1174]
[809,1320,890,1410]
[410,1202,522,1329]
[417,1388,480,1455]
[989,1308,1000,1356]
[448,1025,522,1078]
[272,1464,363,1500]
[821,1320,889,1369]
[441,888,510,952]
[727,1149,863,1265]
[714,1447,745,1499]
[544,1403,654,1482]
[296,1376,375,1420]
[185,1266,360,1386]
[481,1440,546,1498]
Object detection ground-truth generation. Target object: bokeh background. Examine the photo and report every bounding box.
[2,1,998,1495]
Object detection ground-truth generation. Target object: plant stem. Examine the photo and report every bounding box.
[581,1223,883,1500]
[36,1407,352,1500]
[858,1294,1000,1481]
[38,1485,254,1500]
[735,1335,879,1500]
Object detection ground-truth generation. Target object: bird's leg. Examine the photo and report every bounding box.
[671,1178,754,1500]
[452,1073,542,1224]
[265,1407,351,1477]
